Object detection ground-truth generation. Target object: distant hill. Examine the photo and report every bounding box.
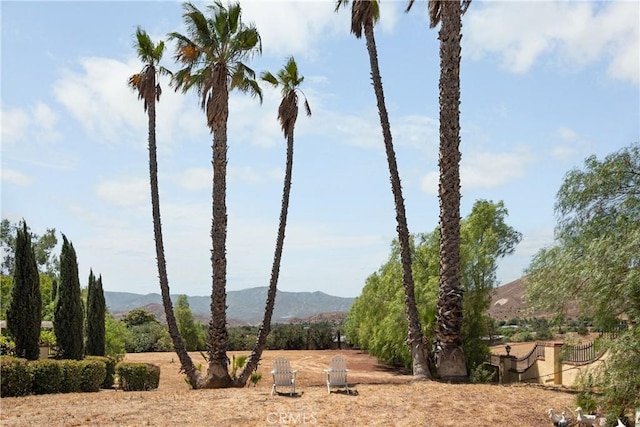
[488,278,579,320]
[105,287,355,325]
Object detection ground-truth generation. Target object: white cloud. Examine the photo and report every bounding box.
[0,108,29,143]
[178,167,210,192]
[420,147,531,195]
[551,126,591,160]
[465,1,640,84]
[52,57,200,150]
[241,1,349,57]
[1,168,33,186]
[1,103,60,145]
[96,177,149,207]
[32,102,61,143]
[228,88,284,148]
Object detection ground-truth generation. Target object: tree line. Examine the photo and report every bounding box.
[3,222,106,361]
[344,199,521,376]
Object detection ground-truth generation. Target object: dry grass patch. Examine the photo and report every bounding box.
[0,350,577,426]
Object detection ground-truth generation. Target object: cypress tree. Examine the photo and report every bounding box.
[53,234,84,360]
[85,271,106,356]
[51,278,58,302]
[6,220,42,360]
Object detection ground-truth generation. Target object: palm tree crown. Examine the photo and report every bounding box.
[261,57,311,137]
[168,1,262,129]
[128,27,169,111]
[406,0,471,28]
[336,0,380,38]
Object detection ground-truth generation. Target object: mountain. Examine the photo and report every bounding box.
[105,287,355,325]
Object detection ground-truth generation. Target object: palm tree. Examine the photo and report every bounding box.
[128,27,200,387]
[235,57,311,385]
[335,0,431,380]
[168,1,262,388]
[406,0,472,380]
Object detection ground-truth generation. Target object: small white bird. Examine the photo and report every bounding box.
[616,418,626,427]
[576,407,598,426]
[548,409,569,427]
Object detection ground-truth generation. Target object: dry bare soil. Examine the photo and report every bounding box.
[0,350,577,427]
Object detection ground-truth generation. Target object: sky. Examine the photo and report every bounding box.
[1,1,638,299]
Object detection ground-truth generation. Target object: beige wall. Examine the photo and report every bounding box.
[498,343,609,388]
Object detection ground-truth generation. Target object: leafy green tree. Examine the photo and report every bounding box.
[122,308,158,327]
[336,0,431,381]
[168,0,262,388]
[53,235,84,360]
[460,200,521,371]
[526,144,639,418]
[85,271,106,356]
[105,312,131,361]
[6,221,42,360]
[175,295,205,351]
[40,274,55,321]
[127,322,172,353]
[527,144,640,325]
[345,200,520,373]
[0,276,13,319]
[1,219,59,276]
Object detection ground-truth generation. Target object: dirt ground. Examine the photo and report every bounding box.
[0,349,581,427]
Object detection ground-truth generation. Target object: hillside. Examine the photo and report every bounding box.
[105,287,354,325]
[488,278,579,320]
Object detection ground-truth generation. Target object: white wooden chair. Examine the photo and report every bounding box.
[271,357,297,396]
[324,355,350,394]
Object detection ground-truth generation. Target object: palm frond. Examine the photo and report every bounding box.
[227,1,241,34]
[260,71,278,87]
[303,98,312,117]
[229,65,262,103]
[335,0,349,13]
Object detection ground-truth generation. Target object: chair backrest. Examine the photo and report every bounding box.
[329,355,347,372]
[272,357,293,385]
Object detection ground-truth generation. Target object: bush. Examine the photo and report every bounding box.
[0,335,15,356]
[115,362,160,391]
[29,359,63,395]
[85,355,116,388]
[60,359,83,393]
[0,356,32,397]
[80,360,106,392]
[469,364,497,384]
[510,331,534,342]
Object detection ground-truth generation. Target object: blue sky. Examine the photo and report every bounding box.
[1,1,638,298]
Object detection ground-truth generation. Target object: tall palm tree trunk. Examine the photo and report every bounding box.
[363,22,432,380]
[435,0,467,381]
[146,76,200,388]
[237,130,294,386]
[205,69,233,388]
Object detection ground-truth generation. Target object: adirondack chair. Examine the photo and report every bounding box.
[271,357,297,396]
[324,355,350,394]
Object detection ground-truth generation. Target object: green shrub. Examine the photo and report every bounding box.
[115,362,160,391]
[0,335,15,356]
[30,359,63,394]
[80,360,106,392]
[0,356,32,397]
[60,359,83,393]
[510,331,534,342]
[85,355,116,388]
[469,364,497,383]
